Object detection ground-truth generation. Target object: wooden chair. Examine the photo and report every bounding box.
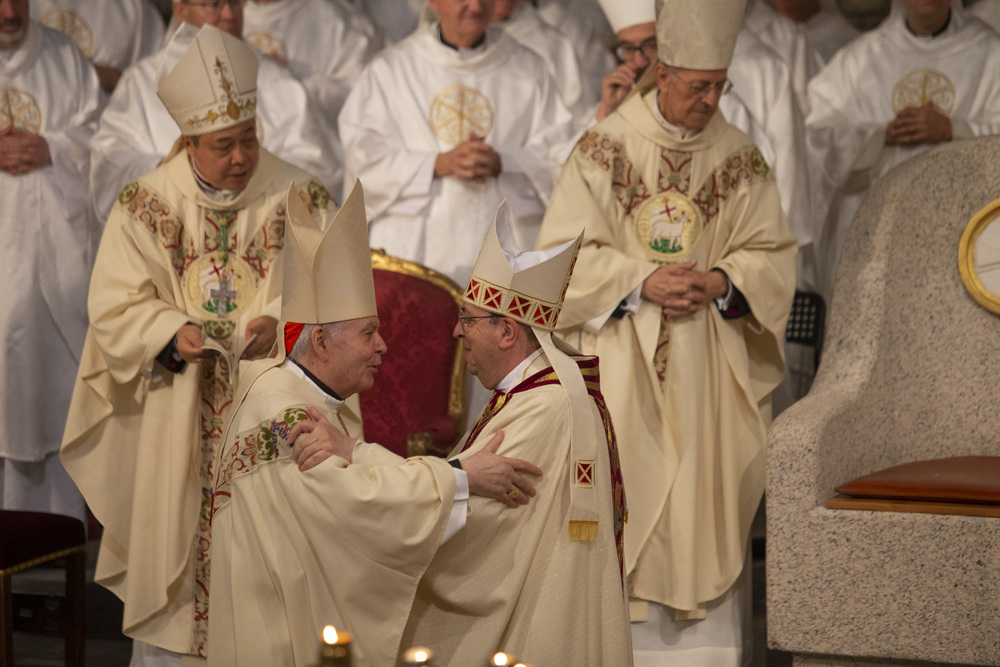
[361,249,466,457]
[0,510,86,667]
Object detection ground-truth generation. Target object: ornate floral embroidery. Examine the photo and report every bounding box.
[124,186,198,277]
[243,201,286,279]
[307,181,332,211]
[692,146,772,223]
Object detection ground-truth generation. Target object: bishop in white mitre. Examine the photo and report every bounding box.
[0,6,104,519]
[89,0,341,223]
[743,0,859,115]
[339,0,576,288]
[30,0,165,93]
[806,0,1000,301]
[243,0,384,121]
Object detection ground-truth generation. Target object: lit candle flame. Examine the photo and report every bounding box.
[322,625,338,645]
[414,650,429,661]
[493,653,511,666]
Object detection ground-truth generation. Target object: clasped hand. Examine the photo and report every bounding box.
[641,262,728,319]
[885,102,952,146]
[0,126,52,175]
[435,132,502,182]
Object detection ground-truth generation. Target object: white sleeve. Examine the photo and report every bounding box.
[440,467,469,544]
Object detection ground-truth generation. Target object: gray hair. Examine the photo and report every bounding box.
[287,321,345,361]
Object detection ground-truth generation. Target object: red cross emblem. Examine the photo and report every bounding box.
[575,460,594,488]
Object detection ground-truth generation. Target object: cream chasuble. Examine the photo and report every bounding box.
[743,0,858,116]
[60,149,329,656]
[90,23,342,223]
[30,0,164,75]
[243,0,384,121]
[401,353,632,666]
[535,89,796,614]
[806,3,1000,299]
[0,24,102,464]
[209,361,455,667]
[339,24,576,286]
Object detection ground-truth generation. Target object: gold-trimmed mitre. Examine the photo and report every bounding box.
[598,0,655,34]
[463,201,581,332]
[655,0,746,70]
[282,180,376,325]
[156,24,258,137]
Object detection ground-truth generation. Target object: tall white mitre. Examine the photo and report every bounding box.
[156,24,258,136]
[598,0,655,33]
[282,180,376,325]
[464,202,603,541]
[655,0,746,69]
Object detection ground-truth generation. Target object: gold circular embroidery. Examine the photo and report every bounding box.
[40,9,93,57]
[634,193,703,263]
[0,86,43,134]
[429,85,494,146]
[959,197,1000,314]
[892,69,955,117]
[245,31,287,62]
[186,253,257,320]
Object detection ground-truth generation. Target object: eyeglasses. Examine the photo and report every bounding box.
[181,0,243,11]
[614,38,658,64]
[668,68,732,99]
[457,314,497,331]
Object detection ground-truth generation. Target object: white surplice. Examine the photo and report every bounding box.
[722,29,814,291]
[339,23,576,286]
[90,22,342,223]
[0,22,103,518]
[243,0,384,120]
[967,0,1000,31]
[497,2,598,128]
[806,3,1000,299]
[533,0,616,116]
[743,0,859,116]
[30,0,164,74]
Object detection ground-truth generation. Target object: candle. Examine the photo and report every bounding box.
[492,652,514,666]
[319,625,352,667]
[402,646,436,666]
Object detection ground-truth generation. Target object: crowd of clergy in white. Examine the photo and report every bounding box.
[4,0,1000,664]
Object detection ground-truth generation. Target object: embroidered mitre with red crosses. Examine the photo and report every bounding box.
[463,201,580,332]
[464,202,607,541]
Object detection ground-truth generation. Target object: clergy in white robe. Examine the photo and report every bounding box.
[536,1,796,662]
[400,202,631,667]
[349,0,422,42]
[243,0,384,123]
[30,0,165,93]
[60,26,329,661]
[0,16,103,519]
[339,11,575,287]
[806,0,1000,300]
[534,0,616,108]
[743,0,859,116]
[969,0,1000,30]
[492,0,597,128]
[89,5,341,224]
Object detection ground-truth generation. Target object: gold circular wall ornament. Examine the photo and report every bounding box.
[892,68,955,117]
[633,192,703,263]
[429,85,494,146]
[959,198,1000,314]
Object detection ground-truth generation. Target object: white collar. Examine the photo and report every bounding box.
[282,358,345,412]
[496,348,544,393]
[653,92,702,140]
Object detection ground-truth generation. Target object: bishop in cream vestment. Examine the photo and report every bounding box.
[400,350,631,666]
[60,149,329,657]
[536,85,796,640]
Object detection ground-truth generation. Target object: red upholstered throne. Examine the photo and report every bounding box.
[360,249,467,458]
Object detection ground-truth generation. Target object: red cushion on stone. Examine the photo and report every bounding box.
[835,456,1000,505]
[359,266,461,457]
